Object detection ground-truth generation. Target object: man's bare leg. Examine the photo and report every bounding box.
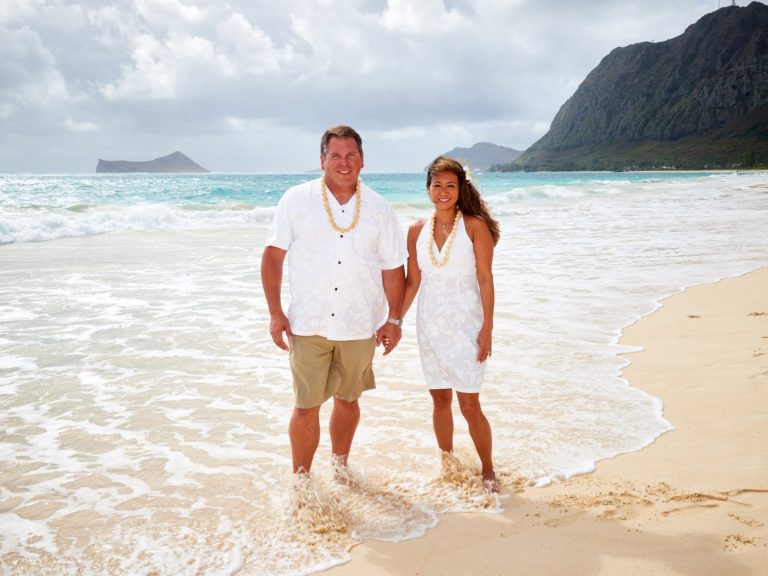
[329,397,360,469]
[289,406,321,474]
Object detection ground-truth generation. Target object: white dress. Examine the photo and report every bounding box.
[416,215,486,393]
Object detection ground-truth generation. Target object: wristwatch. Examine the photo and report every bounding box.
[386,318,403,327]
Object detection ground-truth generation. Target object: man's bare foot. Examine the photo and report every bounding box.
[331,455,359,488]
[333,466,356,486]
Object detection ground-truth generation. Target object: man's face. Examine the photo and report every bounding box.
[320,136,364,192]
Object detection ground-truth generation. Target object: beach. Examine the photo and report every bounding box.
[2,171,767,574]
[328,267,768,575]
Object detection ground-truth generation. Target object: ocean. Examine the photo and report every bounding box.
[1,170,767,574]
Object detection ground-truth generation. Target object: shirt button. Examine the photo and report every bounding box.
[334,287,338,291]
[331,313,335,317]
[338,261,341,264]
[340,234,344,238]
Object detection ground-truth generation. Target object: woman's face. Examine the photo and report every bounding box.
[428,170,460,211]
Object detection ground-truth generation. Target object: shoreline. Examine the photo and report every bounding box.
[326,267,768,575]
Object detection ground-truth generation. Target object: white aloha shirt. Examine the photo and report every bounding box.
[265,177,406,341]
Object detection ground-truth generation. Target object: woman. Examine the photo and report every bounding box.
[402,156,501,492]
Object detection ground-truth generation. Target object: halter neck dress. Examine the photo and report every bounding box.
[415,215,486,392]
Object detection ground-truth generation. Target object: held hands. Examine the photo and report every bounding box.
[269,312,293,351]
[476,324,492,363]
[375,322,402,355]
[271,313,400,354]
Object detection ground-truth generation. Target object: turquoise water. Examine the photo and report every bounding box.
[0,171,728,243]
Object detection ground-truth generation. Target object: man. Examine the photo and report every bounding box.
[261,125,406,475]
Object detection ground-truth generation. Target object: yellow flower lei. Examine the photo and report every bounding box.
[429,210,462,267]
[321,176,361,234]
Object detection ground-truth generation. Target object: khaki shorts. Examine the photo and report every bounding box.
[289,335,376,409]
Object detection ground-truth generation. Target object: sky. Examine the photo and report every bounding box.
[0,0,758,173]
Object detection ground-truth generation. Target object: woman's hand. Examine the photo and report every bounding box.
[476,324,492,362]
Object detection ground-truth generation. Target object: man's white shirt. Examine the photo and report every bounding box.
[265,178,406,340]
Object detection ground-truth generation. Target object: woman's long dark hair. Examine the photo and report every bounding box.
[426,156,500,245]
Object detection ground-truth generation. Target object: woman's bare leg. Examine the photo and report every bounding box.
[457,391,498,492]
[430,389,454,453]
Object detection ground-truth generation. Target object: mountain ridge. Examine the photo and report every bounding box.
[504,2,768,171]
[437,142,523,171]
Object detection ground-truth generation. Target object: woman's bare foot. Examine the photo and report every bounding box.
[482,471,500,493]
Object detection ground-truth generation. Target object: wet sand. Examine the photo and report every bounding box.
[327,267,768,575]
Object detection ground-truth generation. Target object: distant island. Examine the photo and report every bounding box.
[437,142,523,171]
[96,151,209,173]
[494,2,768,171]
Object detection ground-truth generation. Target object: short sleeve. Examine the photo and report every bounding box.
[265,190,293,250]
[377,205,407,270]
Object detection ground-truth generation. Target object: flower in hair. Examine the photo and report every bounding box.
[463,165,472,183]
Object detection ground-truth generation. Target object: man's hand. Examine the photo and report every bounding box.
[270,312,293,351]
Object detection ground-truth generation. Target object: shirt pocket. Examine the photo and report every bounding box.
[350,225,379,263]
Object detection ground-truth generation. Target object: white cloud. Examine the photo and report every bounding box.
[381,0,464,34]
[371,126,428,141]
[100,34,177,100]
[64,117,99,132]
[87,5,137,47]
[101,32,223,100]
[0,103,14,120]
[0,0,42,25]
[135,0,206,25]
[99,7,292,100]
[288,6,378,83]
[0,25,68,112]
[215,13,285,75]
[531,120,551,137]
[223,115,269,132]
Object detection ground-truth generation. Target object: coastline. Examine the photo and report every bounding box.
[326,267,768,575]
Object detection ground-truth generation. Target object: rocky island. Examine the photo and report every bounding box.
[96,151,209,173]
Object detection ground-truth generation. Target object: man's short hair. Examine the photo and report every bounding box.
[320,125,363,157]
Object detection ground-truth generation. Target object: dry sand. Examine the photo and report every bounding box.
[327,267,768,575]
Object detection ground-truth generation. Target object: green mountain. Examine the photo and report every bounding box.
[96,151,209,173]
[499,2,768,171]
